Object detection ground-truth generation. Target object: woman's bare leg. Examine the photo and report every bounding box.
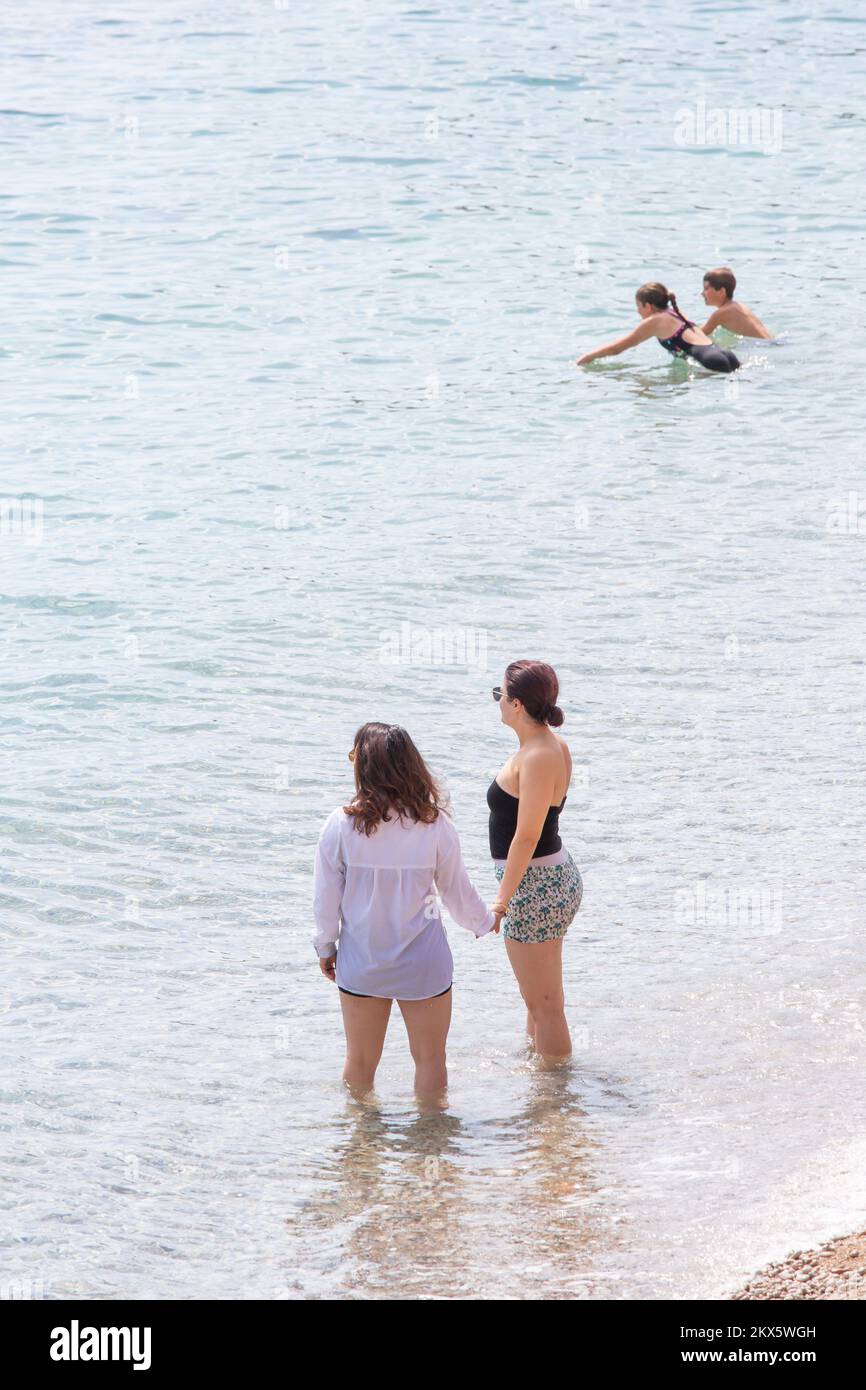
[505,937,571,1064]
[397,989,452,1104]
[338,992,392,1093]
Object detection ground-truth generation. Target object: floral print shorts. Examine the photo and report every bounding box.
[495,851,583,943]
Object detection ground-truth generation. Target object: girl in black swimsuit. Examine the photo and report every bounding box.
[654,292,740,373]
[577,281,740,374]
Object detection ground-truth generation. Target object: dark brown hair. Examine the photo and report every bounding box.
[503,660,564,727]
[343,722,448,836]
[703,266,736,299]
[636,281,683,318]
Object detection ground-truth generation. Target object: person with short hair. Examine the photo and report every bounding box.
[700,266,773,339]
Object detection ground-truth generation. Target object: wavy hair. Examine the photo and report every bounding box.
[343,722,448,836]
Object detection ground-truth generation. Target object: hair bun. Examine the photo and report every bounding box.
[503,659,562,729]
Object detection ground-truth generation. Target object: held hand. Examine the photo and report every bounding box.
[319,954,337,982]
[490,902,507,934]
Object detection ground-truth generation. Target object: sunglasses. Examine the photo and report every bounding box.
[492,687,503,701]
[348,748,356,762]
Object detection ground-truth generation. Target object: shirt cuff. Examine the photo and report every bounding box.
[475,910,496,937]
[315,941,337,958]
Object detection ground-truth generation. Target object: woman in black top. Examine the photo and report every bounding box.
[488,661,583,1064]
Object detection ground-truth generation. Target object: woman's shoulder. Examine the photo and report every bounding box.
[519,736,571,784]
[319,805,350,836]
[522,736,569,765]
[431,808,460,844]
[557,734,573,778]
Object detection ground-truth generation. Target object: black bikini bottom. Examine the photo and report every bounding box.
[338,983,453,999]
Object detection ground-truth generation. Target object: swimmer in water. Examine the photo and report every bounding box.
[576,282,740,374]
[700,267,773,340]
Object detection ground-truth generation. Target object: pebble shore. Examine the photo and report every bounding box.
[731,1230,866,1300]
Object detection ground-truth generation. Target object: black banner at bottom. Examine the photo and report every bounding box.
[5,1296,858,1374]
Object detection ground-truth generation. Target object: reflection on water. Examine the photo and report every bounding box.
[297,1066,621,1300]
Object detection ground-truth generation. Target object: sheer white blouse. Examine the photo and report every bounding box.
[313,808,495,1000]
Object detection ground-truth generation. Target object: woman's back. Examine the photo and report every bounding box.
[313,807,493,1000]
[341,808,438,870]
[314,721,496,1096]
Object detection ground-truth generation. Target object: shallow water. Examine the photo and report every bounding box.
[2,0,866,1300]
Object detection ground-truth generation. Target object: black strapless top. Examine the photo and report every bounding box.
[487,778,565,860]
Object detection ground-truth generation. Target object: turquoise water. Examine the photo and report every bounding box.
[3,1,866,1300]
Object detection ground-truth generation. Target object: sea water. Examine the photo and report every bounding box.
[2,0,866,1300]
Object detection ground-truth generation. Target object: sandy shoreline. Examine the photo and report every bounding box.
[730,1229,866,1300]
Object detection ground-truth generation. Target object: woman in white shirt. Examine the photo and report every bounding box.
[313,722,497,1099]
